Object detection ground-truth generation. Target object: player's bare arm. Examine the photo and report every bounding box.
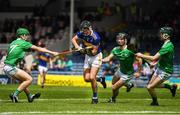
[134,56,142,78]
[102,54,114,63]
[31,45,59,56]
[136,52,160,62]
[72,35,81,50]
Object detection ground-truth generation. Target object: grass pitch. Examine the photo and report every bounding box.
[0,84,180,114]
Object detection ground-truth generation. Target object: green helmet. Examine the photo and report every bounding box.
[16,28,30,36]
[159,27,173,36]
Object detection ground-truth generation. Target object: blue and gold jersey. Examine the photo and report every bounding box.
[38,52,51,67]
[77,31,102,54]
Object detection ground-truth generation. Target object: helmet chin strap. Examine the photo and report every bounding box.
[21,35,28,41]
[163,33,170,39]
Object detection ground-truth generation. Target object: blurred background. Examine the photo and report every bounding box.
[0,0,179,87]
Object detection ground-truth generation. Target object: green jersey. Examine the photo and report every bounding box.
[111,46,135,75]
[158,40,174,74]
[5,38,33,66]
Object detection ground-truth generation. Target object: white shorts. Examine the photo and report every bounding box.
[114,69,133,83]
[3,65,19,78]
[84,53,102,69]
[38,65,48,73]
[154,68,171,80]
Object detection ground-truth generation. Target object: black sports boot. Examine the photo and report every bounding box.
[126,83,134,92]
[170,84,177,97]
[28,93,41,102]
[91,98,98,104]
[150,101,159,106]
[100,77,107,89]
[108,97,116,103]
[9,93,18,103]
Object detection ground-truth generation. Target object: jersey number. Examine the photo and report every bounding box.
[9,45,18,54]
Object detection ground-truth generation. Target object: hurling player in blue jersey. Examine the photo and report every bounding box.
[72,20,105,104]
[37,44,53,88]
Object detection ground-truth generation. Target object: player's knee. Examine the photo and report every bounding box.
[90,76,96,81]
[146,85,152,90]
[112,85,116,90]
[27,77,33,83]
[84,79,89,82]
[84,77,90,82]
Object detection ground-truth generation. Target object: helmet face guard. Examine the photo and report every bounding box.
[116,32,128,44]
[116,33,128,39]
[80,20,92,31]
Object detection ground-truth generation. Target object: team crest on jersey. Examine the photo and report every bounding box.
[120,53,128,57]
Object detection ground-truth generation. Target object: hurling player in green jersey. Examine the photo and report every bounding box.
[3,28,58,103]
[102,32,142,103]
[136,27,177,106]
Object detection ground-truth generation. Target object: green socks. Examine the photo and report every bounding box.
[164,83,172,89]
[26,93,33,98]
[13,89,21,96]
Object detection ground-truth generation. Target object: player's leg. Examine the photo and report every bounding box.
[152,69,177,97]
[147,76,163,106]
[146,74,157,104]
[4,65,39,103]
[108,75,120,103]
[15,72,41,103]
[125,81,134,92]
[83,55,91,82]
[14,69,32,92]
[148,72,157,84]
[41,71,46,88]
[38,66,46,88]
[13,77,40,102]
[96,70,107,82]
[83,68,91,82]
[159,83,177,97]
[146,71,164,106]
[96,73,107,89]
[90,53,102,104]
[108,70,132,103]
[90,66,99,104]
[9,69,33,102]
[23,88,41,102]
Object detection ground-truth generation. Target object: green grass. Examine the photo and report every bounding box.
[0,84,180,114]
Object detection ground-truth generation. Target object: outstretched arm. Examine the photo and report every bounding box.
[102,54,114,63]
[136,52,160,62]
[134,56,142,78]
[31,45,58,56]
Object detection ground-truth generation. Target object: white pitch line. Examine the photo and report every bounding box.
[1,111,180,114]
[0,98,179,102]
